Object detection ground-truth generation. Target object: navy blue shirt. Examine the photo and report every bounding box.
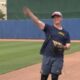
[40,24,70,57]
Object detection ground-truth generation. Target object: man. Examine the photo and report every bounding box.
[23,7,71,80]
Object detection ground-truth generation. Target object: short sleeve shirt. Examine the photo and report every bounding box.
[40,24,70,57]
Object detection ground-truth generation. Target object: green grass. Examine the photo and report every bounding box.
[65,42,80,54]
[0,42,80,74]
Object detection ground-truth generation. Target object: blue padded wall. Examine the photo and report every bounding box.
[0,19,80,40]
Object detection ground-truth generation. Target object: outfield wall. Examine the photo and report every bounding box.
[0,19,80,40]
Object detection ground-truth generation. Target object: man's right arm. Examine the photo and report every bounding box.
[23,7,45,30]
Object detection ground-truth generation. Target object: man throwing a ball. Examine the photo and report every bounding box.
[23,7,71,80]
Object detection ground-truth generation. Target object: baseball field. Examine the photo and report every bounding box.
[0,40,80,75]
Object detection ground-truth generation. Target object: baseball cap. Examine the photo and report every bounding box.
[51,11,62,18]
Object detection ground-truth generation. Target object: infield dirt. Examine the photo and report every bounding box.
[0,52,80,80]
[0,39,80,42]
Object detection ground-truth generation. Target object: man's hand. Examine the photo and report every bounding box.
[23,7,45,30]
[23,7,32,17]
[64,43,71,50]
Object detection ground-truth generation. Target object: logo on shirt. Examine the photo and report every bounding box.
[58,32,65,36]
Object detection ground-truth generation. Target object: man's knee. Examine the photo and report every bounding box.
[51,73,59,80]
[41,74,48,80]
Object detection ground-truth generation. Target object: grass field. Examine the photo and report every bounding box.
[0,41,80,74]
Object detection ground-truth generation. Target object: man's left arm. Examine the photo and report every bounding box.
[64,32,71,50]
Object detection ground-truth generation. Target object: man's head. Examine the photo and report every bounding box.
[51,11,63,25]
